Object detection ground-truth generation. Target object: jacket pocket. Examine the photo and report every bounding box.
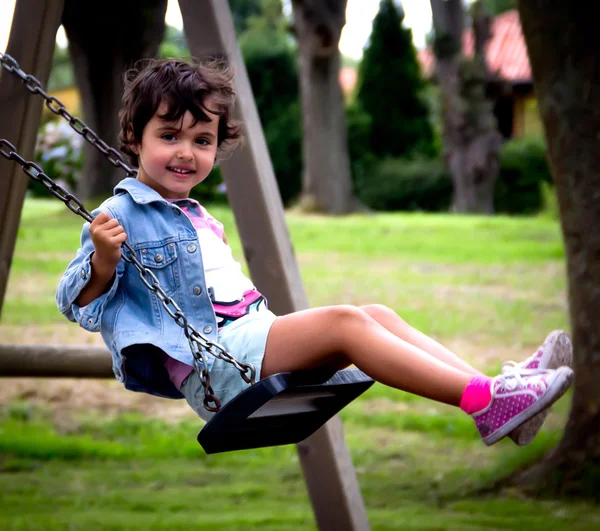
[135,241,180,295]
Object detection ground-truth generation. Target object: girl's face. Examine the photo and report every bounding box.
[134,102,220,199]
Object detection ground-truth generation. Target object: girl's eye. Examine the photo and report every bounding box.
[162,134,176,141]
[196,138,209,146]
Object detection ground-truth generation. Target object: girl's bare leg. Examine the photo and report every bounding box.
[261,306,473,406]
[359,304,482,377]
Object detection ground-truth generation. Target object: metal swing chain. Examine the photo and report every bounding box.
[0,52,256,412]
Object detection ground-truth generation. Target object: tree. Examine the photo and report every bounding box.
[291,0,359,214]
[507,0,600,497]
[430,0,503,213]
[356,0,435,159]
[62,0,167,199]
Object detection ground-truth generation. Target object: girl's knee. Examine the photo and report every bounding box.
[360,303,404,323]
[328,304,373,331]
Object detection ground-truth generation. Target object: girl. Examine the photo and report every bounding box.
[56,58,573,447]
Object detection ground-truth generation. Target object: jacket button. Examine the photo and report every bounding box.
[173,208,181,215]
[80,269,86,279]
[154,253,164,263]
[187,244,197,253]
[203,325,213,334]
[193,285,202,295]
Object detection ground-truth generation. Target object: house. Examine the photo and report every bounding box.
[418,9,541,139]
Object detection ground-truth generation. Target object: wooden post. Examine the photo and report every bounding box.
[177,1,370,529]
[0,0,64,317]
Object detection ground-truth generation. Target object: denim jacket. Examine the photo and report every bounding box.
[56,178,218,399]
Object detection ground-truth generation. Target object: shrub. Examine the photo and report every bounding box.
[354,136,553,214]
[355,157,452,212]
[494,136,553,214]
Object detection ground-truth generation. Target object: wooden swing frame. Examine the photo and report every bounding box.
[0,1,371,529]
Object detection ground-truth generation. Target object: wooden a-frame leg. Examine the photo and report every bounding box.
[0,0,64,316]
[177,1,370,529]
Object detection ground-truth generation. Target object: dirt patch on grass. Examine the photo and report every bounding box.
[0,377,196,424]
[0,324,196,423]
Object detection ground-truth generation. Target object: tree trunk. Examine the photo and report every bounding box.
[430,0,502,214]
[291,0,358,215]
[507,1,600,497]
[62,0,167,199]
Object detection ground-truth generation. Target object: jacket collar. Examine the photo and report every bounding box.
[114,177,168,205]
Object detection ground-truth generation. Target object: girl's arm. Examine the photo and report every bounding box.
[56,208,126,332]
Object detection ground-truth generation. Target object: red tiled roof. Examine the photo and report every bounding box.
[418,9,531,82]
[339,66,357,95]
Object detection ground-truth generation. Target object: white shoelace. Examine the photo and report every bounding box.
[492,364,549,396]
[501,360,551,377]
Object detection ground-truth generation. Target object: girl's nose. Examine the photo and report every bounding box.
[176,145,193,159]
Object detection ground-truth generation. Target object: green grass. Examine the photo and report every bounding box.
[1,198,596,530]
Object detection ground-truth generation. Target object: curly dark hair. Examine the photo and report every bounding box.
[118,57,242,167]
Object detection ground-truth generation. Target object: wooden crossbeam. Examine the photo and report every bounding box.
[0,344,112,377]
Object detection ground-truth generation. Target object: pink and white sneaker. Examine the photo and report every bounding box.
[473,365,574,446]
[506,330,573,445]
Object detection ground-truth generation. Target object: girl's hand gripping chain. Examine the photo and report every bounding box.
[75,213,127,308]
[89,212,128,277]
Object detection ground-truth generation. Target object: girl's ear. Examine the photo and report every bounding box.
[127,126,138,154]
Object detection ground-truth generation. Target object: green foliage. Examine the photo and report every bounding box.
[262,101,303,204]
[356,0,436,159]
[481,0,517,17]
[539,181,560,221]
[494,136,553,215]
[189,166,228,204]
[351,136,553,215]
[158,25,190,58]
[238,0,302,205]
[346,102,377,190]
[228,0,264,34]
[47,44,74,91]
[355,157,452,212]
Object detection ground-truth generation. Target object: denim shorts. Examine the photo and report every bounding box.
[180,309,277,421]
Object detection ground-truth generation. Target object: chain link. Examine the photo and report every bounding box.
[0,53,257,411]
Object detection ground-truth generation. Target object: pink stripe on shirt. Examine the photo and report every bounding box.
[162,198,263,390]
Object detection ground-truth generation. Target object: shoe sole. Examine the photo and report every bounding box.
[509,331,573,446]
[483,367,574,446]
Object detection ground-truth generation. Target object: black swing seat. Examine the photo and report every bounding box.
[198,368,374,454]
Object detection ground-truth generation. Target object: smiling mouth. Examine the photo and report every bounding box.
[167,167,195,175]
